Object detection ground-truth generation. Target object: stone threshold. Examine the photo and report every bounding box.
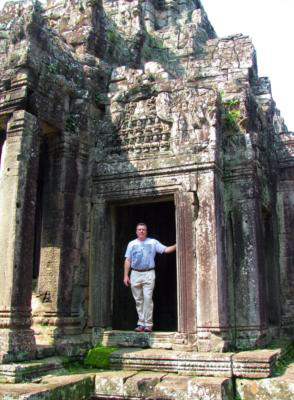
[96,330,176,349]
[110,348,281,378]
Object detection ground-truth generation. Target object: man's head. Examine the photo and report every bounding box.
[136,223,147,241]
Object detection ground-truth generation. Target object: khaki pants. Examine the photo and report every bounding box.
[130,269,155,328]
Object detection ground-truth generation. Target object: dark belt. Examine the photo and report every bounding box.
[131,268,154,272]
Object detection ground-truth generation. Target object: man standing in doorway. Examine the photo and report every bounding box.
[123,223,176,332]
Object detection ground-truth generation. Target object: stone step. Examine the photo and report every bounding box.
[0,347,280,385]
[236,364,294,400]
[0,356,66,383]
[0,373,95,399]
[93,370,234,400]
[110,348,233,377]
[109,348,280,378]
[94,329,176,349]
[0,365,292,399]
[0,370,233,400]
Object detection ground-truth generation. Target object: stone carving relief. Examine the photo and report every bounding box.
[104,95,171,159]
[101,85,218,163]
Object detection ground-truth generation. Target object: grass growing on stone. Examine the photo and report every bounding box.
[84,345,118,369]
[271,341,294,377]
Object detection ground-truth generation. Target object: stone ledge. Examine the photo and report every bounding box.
[0,347,281,385]
[96,330,175,349]
[0,356,65,383]
[94,371,234,400]
[0,373,95,399]
[110,348,281,378]
[232,349,281,378]
[236,365,294,400]
[110,348,233,377]
[95,370,166,398]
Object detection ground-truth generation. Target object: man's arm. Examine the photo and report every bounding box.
[123,258,131,287]
[164,244,176,254]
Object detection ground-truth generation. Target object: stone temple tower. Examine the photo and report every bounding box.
[0,0,293,364]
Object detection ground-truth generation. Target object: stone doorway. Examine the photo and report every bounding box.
[112,200,177,332]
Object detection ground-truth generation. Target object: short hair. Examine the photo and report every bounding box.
[136,222,147,230]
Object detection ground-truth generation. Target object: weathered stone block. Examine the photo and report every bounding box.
[0,373,95,399]
[236,365,294,400]
[153,374,190,400]
[188,376,234,400]
[110,348,233,377]
[123,371,166,398]
[95,370,137,396]
[233,349,280,378]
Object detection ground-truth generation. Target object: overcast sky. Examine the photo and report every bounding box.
[201,0,294,131]
[0,0,293,130]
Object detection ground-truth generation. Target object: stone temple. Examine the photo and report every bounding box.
[0,0,293,393]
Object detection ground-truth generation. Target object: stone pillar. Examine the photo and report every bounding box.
[225,171,268,349]
[195,170,230,352]
[34,136,83,337]
[230,197,267,348]
[0,111,39,362]
[174,190,197,350]
[89,199,113,328]
[277,132,294,335]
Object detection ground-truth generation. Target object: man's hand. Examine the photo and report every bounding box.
[124,276,130,287]
[124,258,131,287]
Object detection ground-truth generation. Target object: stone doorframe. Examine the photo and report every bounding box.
[90,165,230,352]
[89,172,199,350]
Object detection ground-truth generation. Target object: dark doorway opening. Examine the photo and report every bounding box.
[112,200,177,332]
[0,132,6,169]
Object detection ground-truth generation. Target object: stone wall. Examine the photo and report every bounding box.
[0,0,293,361]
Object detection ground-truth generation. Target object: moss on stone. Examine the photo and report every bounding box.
[84,345,118,369]
[271,341,294,377]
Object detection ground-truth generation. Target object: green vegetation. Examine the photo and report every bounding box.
[63,358,85,374]
[63,345,119,373]
[271,341,294,377]
[95,92,101,106]
[84,345,118,369]
[148,34,165,50]
[47,62,59,75]
[147,72,156,82]
[224,109,241,130]
[220,93,241,131]
[107,29,120,45]
[66,114,77,133]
